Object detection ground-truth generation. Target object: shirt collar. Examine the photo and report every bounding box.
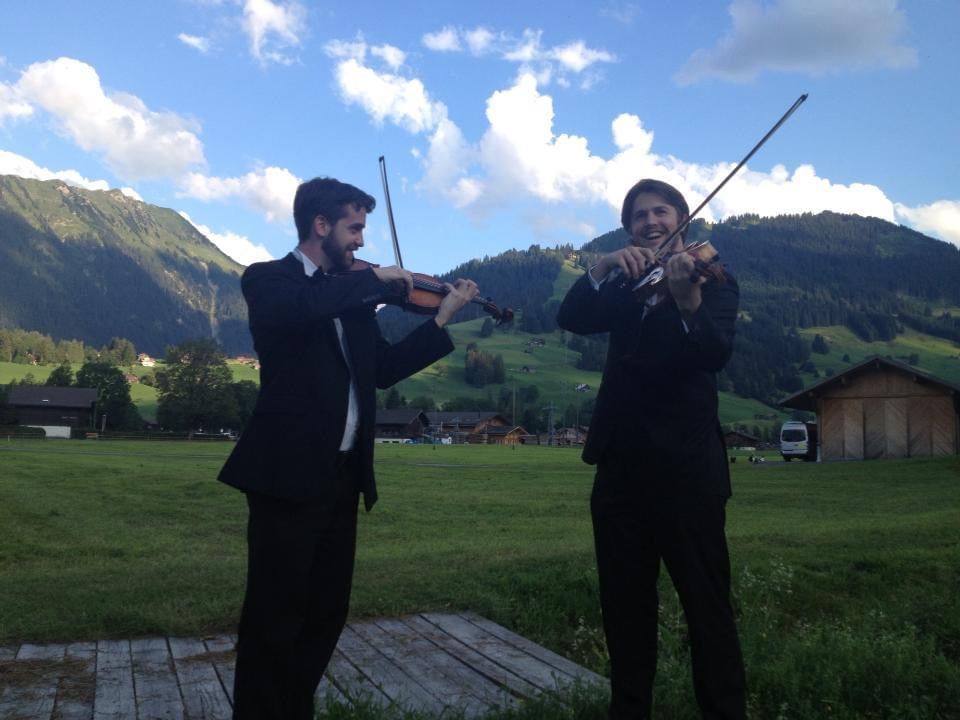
[292,247,318,277]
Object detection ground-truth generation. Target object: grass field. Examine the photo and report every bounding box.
[1,441,958,718]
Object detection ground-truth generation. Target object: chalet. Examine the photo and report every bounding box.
[554,426,588,446]
[137,353,156,367]
[723,430,760,449]
[780,356,960,461]
[425,411,510,443]
[374,409,430,441]
[124,373,140,384]
[6,386,97,437]
[467,425,529,445]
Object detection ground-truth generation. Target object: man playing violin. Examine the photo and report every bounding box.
[219,176,478,720]
[557,179,745,719]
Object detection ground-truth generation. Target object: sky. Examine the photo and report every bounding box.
[1,0,958,275]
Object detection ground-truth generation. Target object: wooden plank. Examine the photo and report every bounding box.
[462,613,606,688]
[884,398,908,458]
[863,398,885,460]
[325,648,390,708]
[0,644,65,720]
[421,613,573,693]
[351,619,485,716]
[908,397,932,457]
[407,614,540,698]
[168,637,232,720]
[371,617,508,717]
[130,638,183,720]
[930,396,957,456]
[821,401,843,461]
[54,642,97,720]
[336,625,442,713]
[202,636,236,706]
[842,399,864,460]
[94,640,136,720]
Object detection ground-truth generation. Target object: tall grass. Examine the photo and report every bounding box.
[1,442,958,718]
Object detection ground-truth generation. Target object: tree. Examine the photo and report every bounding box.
[407,395,437,411]
[811,334,829,354]
[156,338,238,431]
[383,387,405,409]
[76,362,142,430]
[479,318,494,338]
[45,361,74,387]
[232,380,259,430]
[102,337,138,366]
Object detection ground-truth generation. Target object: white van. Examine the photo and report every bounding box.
[780,421,818,461]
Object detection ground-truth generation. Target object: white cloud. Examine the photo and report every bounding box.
[178,33,211,54]
[0,148,111,191]
[464,27,496,56]
[180,211,274,265]
[332,58,447,134]
[16,57,206,182]
[416,72,932,246]
[324,37,367,61]
[241,0,304,65]
[180,166,300,223]
[895,201,960,248]
[0,82,34,124]
[550,41,615,73]
[371,44,406,70]
[676,0,918,84]
[420,26,615,78]
[120,187,143,201]
[600,1,640,26]
[422,26,461,52]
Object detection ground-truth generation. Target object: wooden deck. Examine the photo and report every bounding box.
[0,612,606,719]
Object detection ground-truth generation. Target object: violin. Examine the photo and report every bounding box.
[376,155,513,325]
[624,94,809,302]
[628,239,726,301]
[347,256,514,324]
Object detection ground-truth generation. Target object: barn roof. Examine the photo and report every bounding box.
[7,385,98,408]
[779,355,960,411]
[375,409,429,426]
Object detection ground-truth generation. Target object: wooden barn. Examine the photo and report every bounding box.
[780,356,960,461]
[6,386,98,433]
[374,409,430,441]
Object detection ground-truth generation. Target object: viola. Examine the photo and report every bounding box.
[347,256,514,325]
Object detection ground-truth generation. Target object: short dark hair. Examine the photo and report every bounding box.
[293,177,376,242]
[620,179,690,238]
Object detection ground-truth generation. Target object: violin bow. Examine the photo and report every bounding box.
[650,93,808,262]
[378,155,405,269]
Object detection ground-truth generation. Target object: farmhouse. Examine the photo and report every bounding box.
[426,411,510,443]
[6,385,97,437]
[723,430,761,449]
[467,425,529,445]
[780,356,960,461]
[374,409,430,442]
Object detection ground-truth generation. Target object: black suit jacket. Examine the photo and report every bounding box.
[218,253,454,509]
[557,269,739,498]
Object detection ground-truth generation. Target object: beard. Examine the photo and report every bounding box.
[321,233,353,272]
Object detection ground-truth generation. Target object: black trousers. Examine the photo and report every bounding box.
[232,454,360,720]
[591,460,746,720]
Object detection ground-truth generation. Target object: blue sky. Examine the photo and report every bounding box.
[1,0,957,274]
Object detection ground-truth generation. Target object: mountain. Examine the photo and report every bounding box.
[375,212,960,412]
[0,175,251,355]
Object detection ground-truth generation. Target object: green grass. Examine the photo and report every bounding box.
[1,441,958,718]
[798,326,960,386]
